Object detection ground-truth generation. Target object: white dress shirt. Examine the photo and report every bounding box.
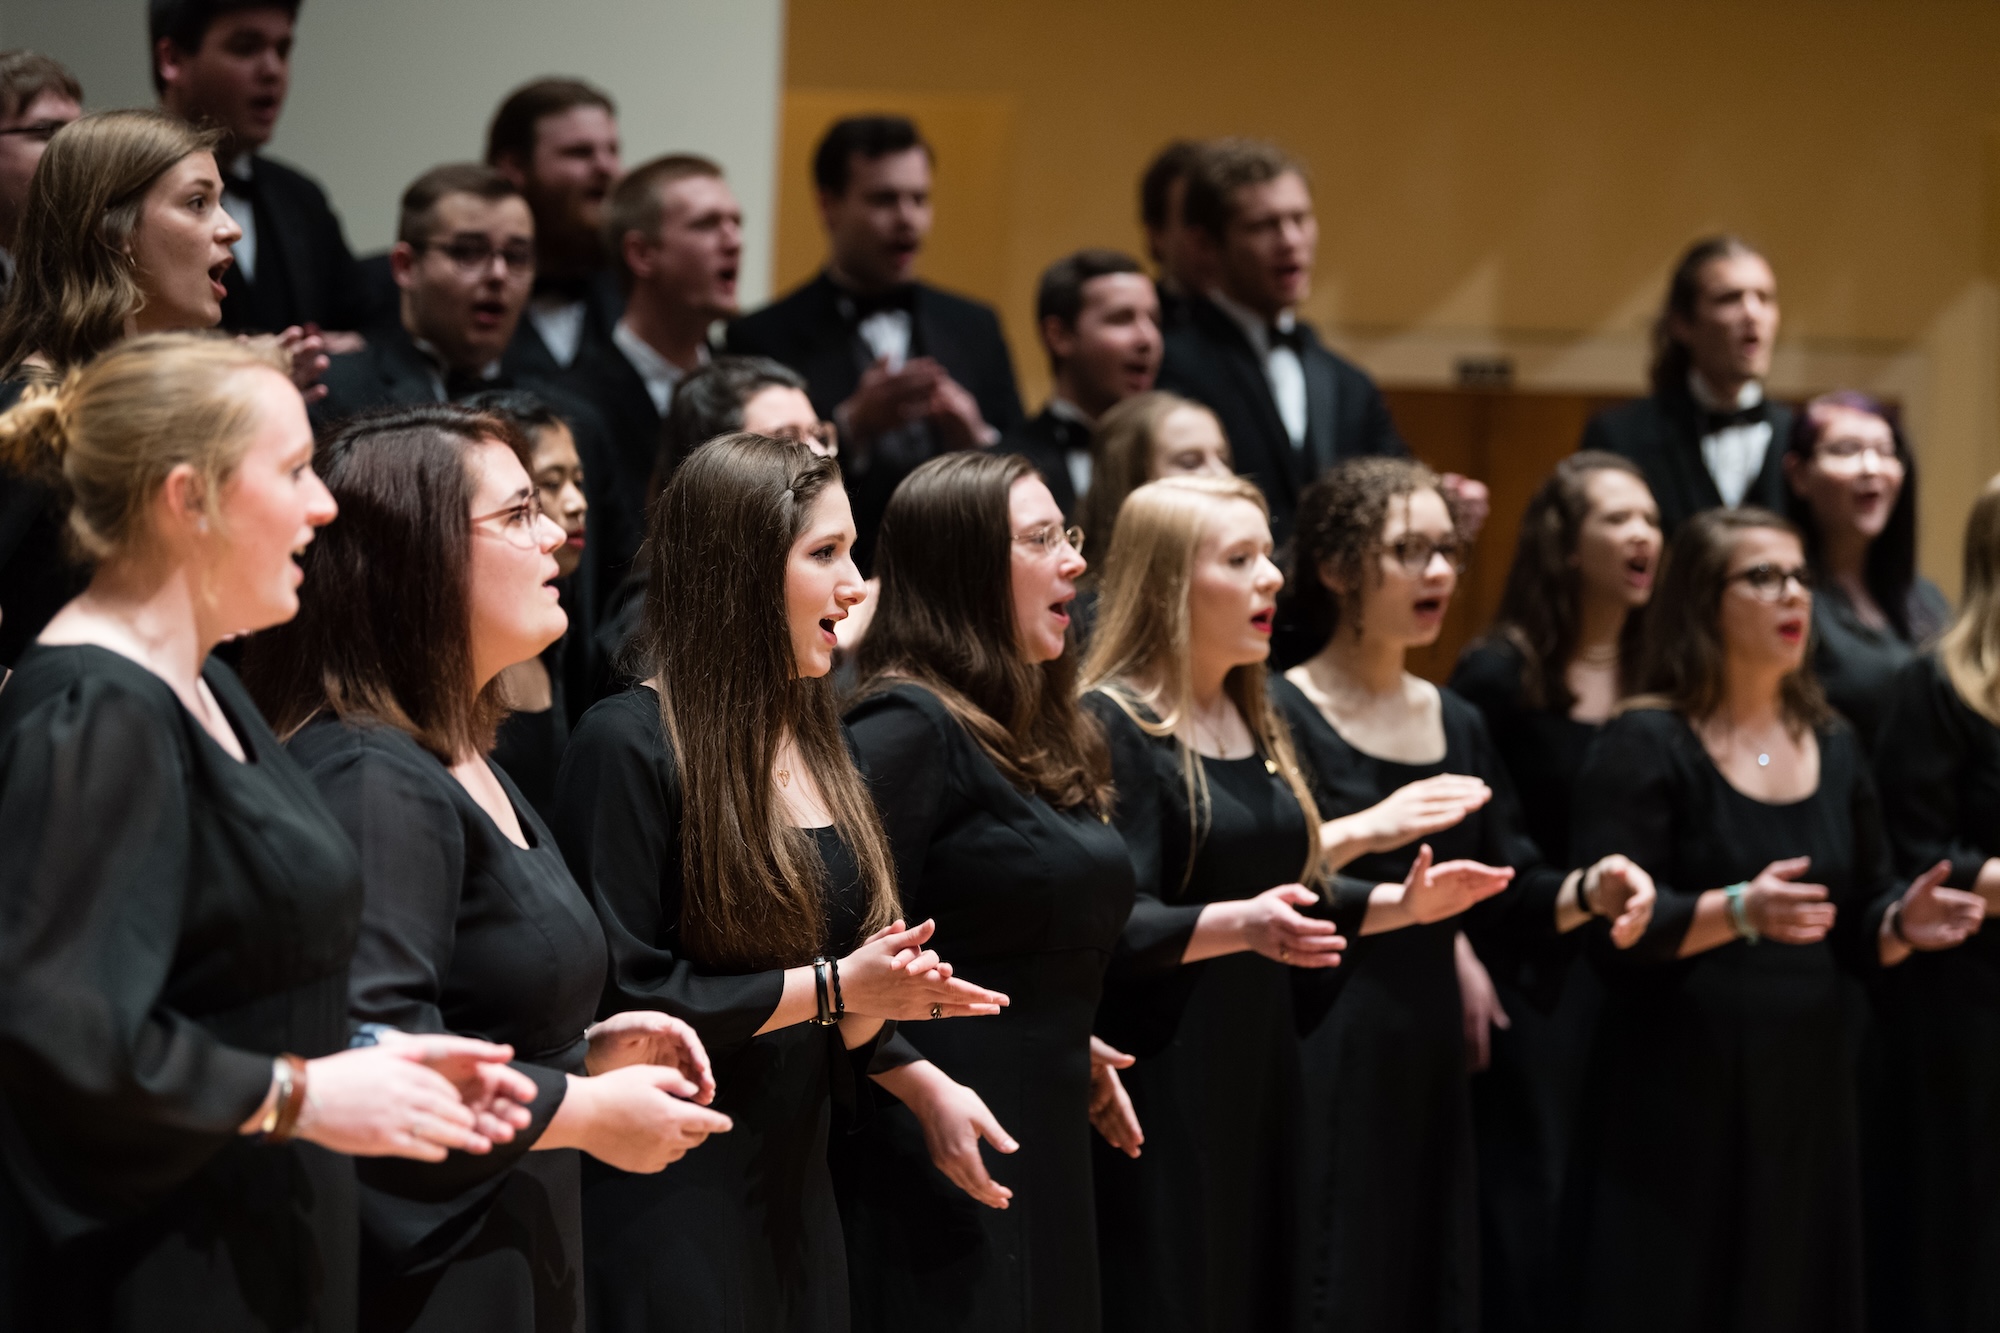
[223,155,257,285]
[856,309,913,372]
[1047,397,1095,500]
[1690,370,1773,509]
[1211,289,1308,448]
[613,318,709,415]
[529,299,588,370]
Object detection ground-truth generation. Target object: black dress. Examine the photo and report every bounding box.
[1809,578,1949,753]
[549,687,869,1333]
[1448,640,1603,1333]
[1083,691,1312,1333]
[837,682,1135,1333]
[1866,654,2000,1332]
[1272,675,1565,1333]
[287,716,606,1333]
[0,646,362,1332]
[1568,708,1894,1333]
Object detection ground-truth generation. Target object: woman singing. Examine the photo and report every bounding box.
[552,434,1005,1331]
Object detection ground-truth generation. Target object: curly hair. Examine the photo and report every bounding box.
[1279,456,1456,653]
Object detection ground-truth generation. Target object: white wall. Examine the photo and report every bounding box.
[0,0,787,302]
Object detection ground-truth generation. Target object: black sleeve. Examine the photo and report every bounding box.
[1354,369,1409,458]
[1874,659,1988,886]
[1085,693,1206,978]
[0,681,272,1235]
[307,741,567,1188]
[550,697,784,1056]
[1571,712,1697,965]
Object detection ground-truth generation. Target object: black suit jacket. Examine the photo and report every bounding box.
[558,341,665,594]
[999,405,1090,520]
[505,271,625,380]
[725,271,1024,566]
[1156,294,1406,543]
[1579,383,1793,538]
[219,154,370,335]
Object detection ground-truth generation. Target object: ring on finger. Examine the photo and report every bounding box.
[930,1004,942,1019]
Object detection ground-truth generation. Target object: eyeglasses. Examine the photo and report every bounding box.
[767,420,840,457]
[1014,524,1084,557]
[418,237,536,276]
[1727,562,1814,602]
[471,493,550,550]
[1381,535,1465,574]
[0,120,72,143]
[1812,438,1902,471]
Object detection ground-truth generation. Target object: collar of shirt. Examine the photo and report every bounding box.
[613,318,708,415]
[1209,288,1297,358]
[221,153,258,284]
[412,336,501,402]
[1046,396,1093,432]
[1687,368,1764,414]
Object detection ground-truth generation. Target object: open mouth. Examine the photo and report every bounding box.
[208,257,232,300]
[470,299,509,328]
[1413,596,1444,617]
[1250,608,1274,634]
[818,614,842,646]
[1048,599,1072,628]
[1625,554,1653,585]
[1777,616,1805,642]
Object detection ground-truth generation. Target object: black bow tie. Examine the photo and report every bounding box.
[1702,401,1769,433]
[532,273,591,303]
[1267,322,1307,353]
[223,164,259,200]
[445,367,501,400]
[838,284,916,322]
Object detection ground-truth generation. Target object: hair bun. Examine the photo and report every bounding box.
[0,374,76,490]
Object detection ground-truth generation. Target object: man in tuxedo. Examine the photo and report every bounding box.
[1001,249,1161,519]
[1580,236,1789,536]
[317,165,542,417]
[1138,139,1211,331]
[0,52,81,308]
[487,78,624,377]
[572,153,743,591]
[727,114,1023,568]
[152,0,368,346]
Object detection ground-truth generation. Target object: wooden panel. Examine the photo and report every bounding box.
[1386,388,1633,683]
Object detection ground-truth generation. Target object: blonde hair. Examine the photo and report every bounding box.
[1080,474,1323,890]
[1080,391,1226,574]
[1942,475,2000,724]
[0,109,217,375]
[0,331,293,562]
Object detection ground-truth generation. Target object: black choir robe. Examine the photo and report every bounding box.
[218,154,373,336]
[1578,382,1793,538]
[1156,294,1406,546]
[559,339,668,605]
[725,271,1024,568]
[998,404,1090,520]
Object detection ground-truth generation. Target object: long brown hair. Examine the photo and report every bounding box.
[1483,451,1652,710]
[1649,234,1763,397]
[857,450,1113,813]
[1941,475,2000,726]
[243,406,523,761]
[637,434,899,970]
[0,110,216,376]
[1080,475,1321,889]
[1629,506,1830,734]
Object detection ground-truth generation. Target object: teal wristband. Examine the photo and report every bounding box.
[1724,881,1758,943]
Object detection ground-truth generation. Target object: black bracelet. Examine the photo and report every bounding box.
[1889,901,1914,948]
[811,958,833,1025]
[828,955,846,1019]
[1575,870,1597,918]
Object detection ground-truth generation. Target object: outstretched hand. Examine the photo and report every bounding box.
[1403,844,1514,924]
[584,1011,717,1103]
[1239,884,1345,968]
[1088,1037,1143,1158]
[841,919,1010,1021]
[883,1062,1018,1209]
[1745,856,1836,945]
[1891,860,1984,955]
[1584,854,1656,949]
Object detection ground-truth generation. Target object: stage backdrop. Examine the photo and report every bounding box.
[774,0,2000,598]
[0,0,787,306]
